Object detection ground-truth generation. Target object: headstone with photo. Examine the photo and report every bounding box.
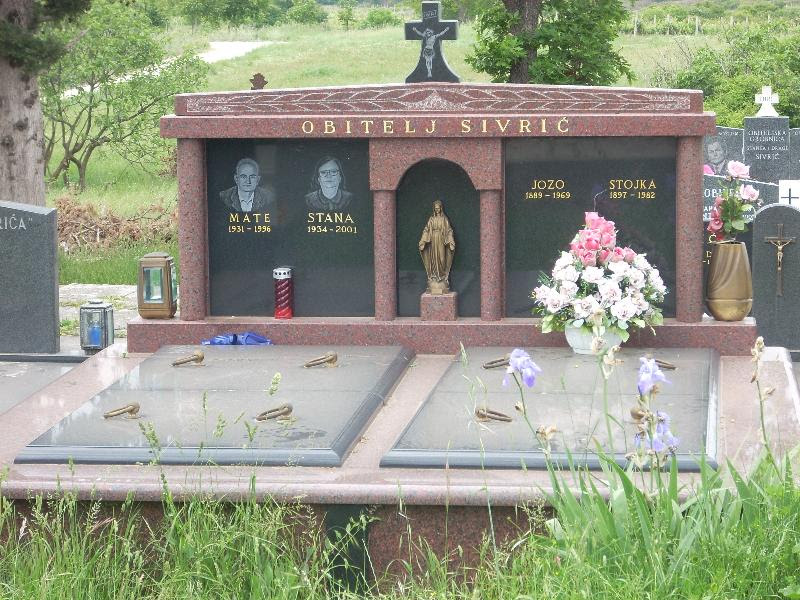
[0,201,59,353]
[752,204,800,355]
[702,87,800,273]
[207,140,374,317]
[703,126,743,177]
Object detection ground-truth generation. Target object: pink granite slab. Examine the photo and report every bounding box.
[127,316,758,356]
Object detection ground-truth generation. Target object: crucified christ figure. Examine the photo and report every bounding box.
[413,26,451,78]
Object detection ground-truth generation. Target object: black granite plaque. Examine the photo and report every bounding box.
[207,140,373,316]
[505,138,677,318]
[752,204,800,353]
[703,126,744,176]
[791,129,800,179]
[396,159,480,317]
[0,201,59,353]
[381,347,718,471]
[744,116,791,182]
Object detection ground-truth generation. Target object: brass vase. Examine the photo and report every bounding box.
[706,241,753,321]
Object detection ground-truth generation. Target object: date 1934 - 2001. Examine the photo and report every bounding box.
[307,212,358,235]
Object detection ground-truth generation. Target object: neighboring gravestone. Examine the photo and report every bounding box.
[791,128,800,177]
[703,126,744,176]
[404,1,459,83]
[780,179,800,206]
[206,140,374,317]
[744,114,791,183]
[0,201,59,353]
[504,137,677,317]
[752,204,800,354]
[702,176,779,269]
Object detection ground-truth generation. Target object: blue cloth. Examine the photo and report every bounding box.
[201,332,273,346]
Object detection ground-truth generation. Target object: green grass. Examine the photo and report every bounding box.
[2,454,799,598]
[203,22,491,91]
[46,150,177,217]
[616,33,721,86]
[59,240,179,285]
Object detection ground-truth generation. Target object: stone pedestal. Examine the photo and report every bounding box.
[420,292,457,321]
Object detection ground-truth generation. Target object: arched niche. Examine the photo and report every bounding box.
[396,159,480,317]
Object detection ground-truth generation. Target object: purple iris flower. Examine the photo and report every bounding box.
[637,357,668,396]
[661,431,680,453]
[634,431,665,453]
[633,428,679,456]
[655,411,671,435]
[504,348,542,388]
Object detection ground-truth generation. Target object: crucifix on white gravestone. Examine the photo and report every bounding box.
[404,1,459,83]
[779,180,800,206]
[756,85,780,117]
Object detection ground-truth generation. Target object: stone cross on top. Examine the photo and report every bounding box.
[755,85,780,117]
[405,1,459,84]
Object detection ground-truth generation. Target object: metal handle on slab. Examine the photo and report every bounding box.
[482,355,509,369]
[172,351,204,366]
[303,352,338,368]
[475,407,512,422]
[103,403,141,419]
[655,358,676,370]
[255,403,293,421]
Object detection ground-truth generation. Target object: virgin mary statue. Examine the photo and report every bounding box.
[418,200,455,294]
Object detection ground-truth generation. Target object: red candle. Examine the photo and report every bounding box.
[273,267,293,319]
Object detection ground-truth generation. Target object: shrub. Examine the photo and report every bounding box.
[286,0,328,24]
[359,7,401,29]
[664,25,800,127]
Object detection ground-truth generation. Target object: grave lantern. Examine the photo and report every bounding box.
[138,252,177,319]
[79,299,114,354]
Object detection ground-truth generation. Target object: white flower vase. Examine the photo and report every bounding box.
[564,324,622,355]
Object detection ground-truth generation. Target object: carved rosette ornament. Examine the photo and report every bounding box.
[418,200,455,294]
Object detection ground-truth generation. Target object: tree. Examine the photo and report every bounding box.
[0,0,89,207]
[467,0,633,86]
[40,0,208,189]
[181,0,225,30]
[286,0,327,24]
[337,0,356,30]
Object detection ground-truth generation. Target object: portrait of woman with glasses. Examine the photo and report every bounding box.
[304,155,354,211]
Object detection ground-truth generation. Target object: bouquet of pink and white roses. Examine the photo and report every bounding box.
[533,212,666,342]
[705,161,760,242]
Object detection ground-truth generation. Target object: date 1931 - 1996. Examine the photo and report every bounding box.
[229,225,272,233]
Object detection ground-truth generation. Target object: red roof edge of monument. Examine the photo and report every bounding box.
[171,82,705,117]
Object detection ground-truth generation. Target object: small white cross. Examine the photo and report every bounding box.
[779,180,800,205]
[755,85,780,117]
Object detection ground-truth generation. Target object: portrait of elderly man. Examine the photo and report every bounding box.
[304,156,354,211]
[704,138,735,176]
[220,157,276,212]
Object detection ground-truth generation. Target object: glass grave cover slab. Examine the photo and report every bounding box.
[381,347,718,471]
[17,345,414,466]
